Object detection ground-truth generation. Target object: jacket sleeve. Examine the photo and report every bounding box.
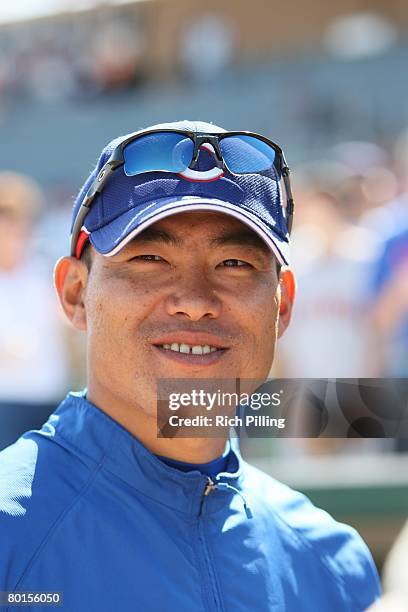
[0,432,92,591]
[270,477,381,610]
[243,462,381,611]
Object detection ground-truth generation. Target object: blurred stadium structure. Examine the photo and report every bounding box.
[0,0,408,578]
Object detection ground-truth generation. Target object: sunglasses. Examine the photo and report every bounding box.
[70,129,295,257]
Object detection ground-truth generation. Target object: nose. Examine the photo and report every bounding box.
[165,271,222,321]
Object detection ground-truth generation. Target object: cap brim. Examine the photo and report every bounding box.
[88,196,290,265]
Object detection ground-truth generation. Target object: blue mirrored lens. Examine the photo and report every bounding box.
[123,132,194,175]
[219,135,276,174]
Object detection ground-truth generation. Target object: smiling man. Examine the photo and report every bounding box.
[0,121,380,611]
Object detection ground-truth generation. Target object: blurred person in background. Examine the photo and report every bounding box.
[275,161,386,456]
[0,172,70,450]
[369,227,408,378]
[361,131,408,242]
[276,168,379,380]
[355,137,408,453]
[363,136,408,382]
[368,225,408,453]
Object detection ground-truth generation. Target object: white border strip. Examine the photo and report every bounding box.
[100,198,287,264]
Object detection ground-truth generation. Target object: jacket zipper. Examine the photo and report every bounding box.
[197,477,253,611]
[197,477,224,612]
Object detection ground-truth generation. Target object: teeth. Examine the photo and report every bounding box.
[160,343,220,354]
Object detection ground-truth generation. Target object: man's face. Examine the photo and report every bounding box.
[58,211,293,415]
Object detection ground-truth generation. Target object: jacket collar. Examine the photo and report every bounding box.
[50,392,244,517]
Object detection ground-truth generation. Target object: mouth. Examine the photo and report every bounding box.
[157,342,219,355]
[152,334,229,366]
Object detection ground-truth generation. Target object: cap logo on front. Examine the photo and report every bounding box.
[178,144,224,182]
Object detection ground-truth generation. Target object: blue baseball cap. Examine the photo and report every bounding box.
[70,120,291,264]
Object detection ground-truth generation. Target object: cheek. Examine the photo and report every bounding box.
[84,280,156,400]
[87,277,157,330]
[226,278,279,373]
[85,274,162,353]
[252,296,279,350]
[234,277,279,334]
[250,303,279,377]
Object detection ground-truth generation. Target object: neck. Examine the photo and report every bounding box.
[86,383,228,463]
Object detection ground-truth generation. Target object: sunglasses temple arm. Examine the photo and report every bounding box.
[282,167,295,236]
[70,204,89,257]
[70,160,122,257]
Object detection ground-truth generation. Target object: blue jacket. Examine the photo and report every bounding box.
[0,392,380,611]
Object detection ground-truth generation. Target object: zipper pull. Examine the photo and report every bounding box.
[202,477,253,520]
[204,477,218,496]
[215,481,253,520]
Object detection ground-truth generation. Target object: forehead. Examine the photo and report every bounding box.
[135,210,263,240]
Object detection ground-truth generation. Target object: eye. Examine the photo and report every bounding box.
[130,254,165,262]
[219,259,251,268]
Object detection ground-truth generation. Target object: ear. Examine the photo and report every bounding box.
[54,256,88,331]
[277,267,296,338]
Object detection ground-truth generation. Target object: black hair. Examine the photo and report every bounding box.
[80,240,93,271]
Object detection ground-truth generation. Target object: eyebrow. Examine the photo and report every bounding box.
[210,229,270,253]
[127,226,270,253]
[129,227,183,247]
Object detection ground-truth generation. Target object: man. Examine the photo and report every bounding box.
[0,172,69,451]
[0,121,380,611]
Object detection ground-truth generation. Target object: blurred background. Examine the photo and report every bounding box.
[0,0,408,594]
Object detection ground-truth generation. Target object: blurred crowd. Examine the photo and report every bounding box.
[277,136,408,381]
[0,8,146,110]
[274,137,408,458]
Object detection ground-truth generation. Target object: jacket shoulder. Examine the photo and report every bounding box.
[0,427,94,589]
[241,461,381,609]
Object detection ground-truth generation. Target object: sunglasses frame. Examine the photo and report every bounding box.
[70,128,295,257]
